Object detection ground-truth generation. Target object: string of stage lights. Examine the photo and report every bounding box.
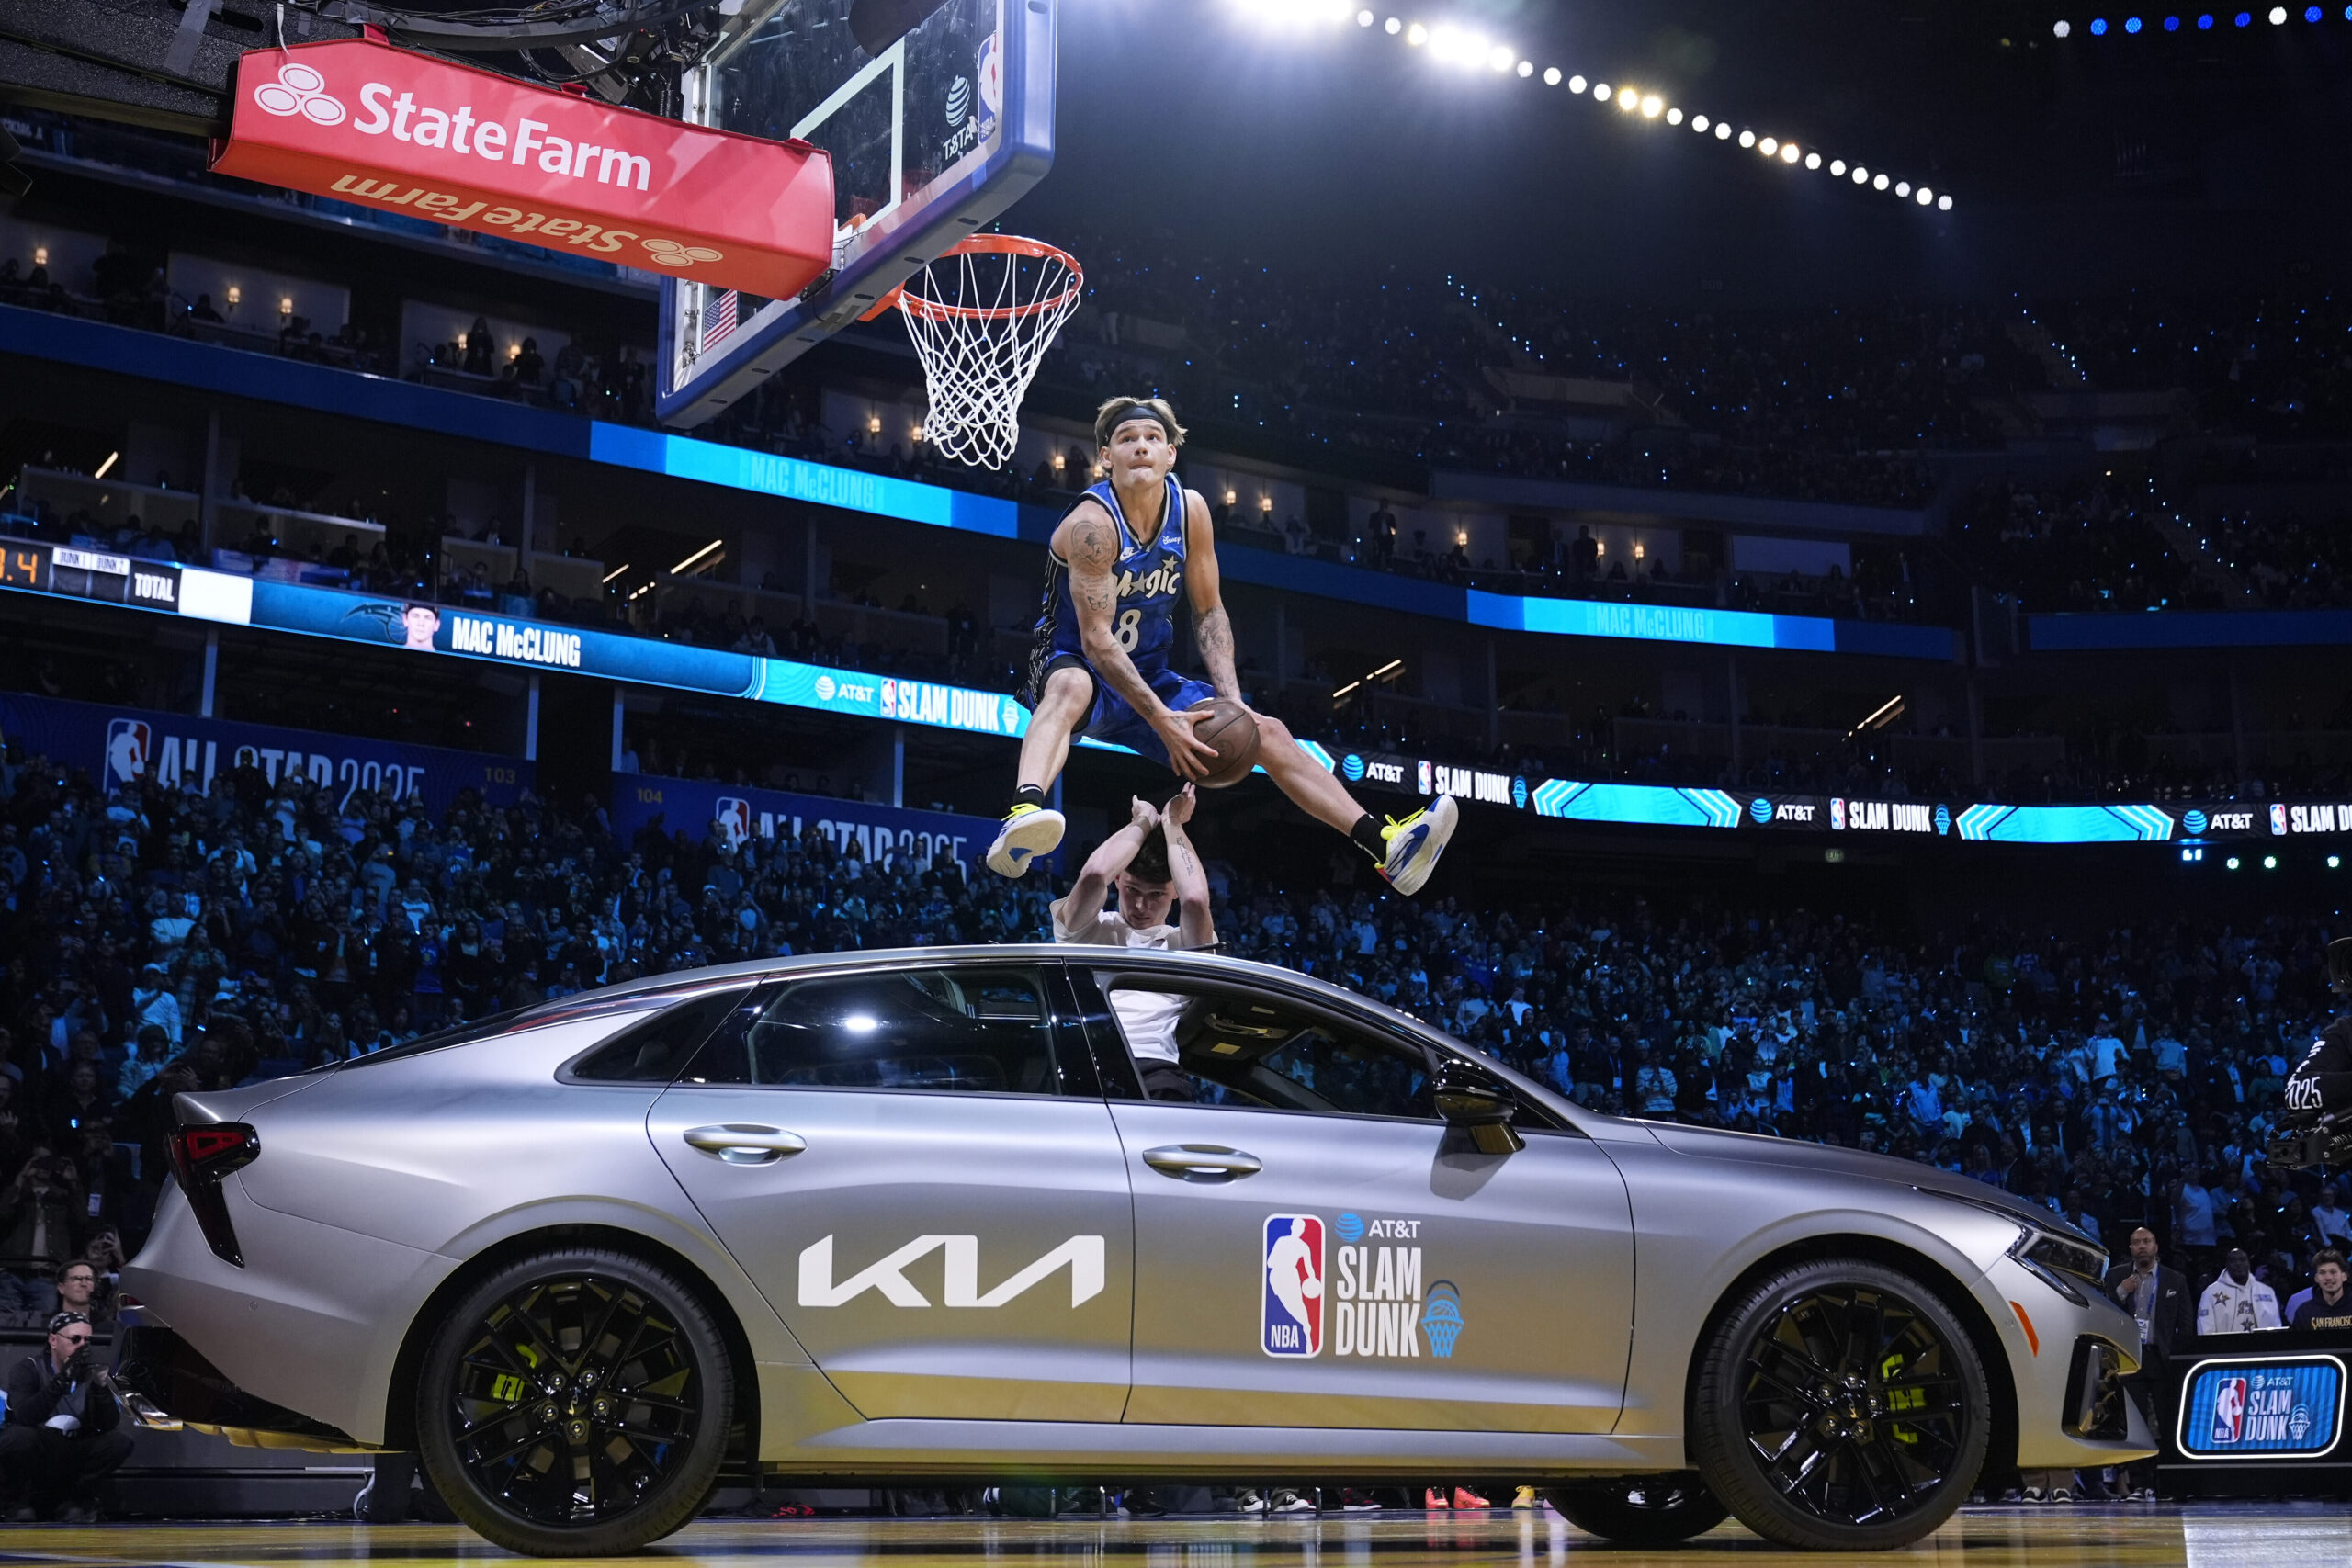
[1229,1,1954,212]
[2053,6,2352,36]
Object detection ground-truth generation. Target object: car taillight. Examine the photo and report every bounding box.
[166,1122,259,1268]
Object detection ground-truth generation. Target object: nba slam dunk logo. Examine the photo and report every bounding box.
[1262,1214,1325,1357]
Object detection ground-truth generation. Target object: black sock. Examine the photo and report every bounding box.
[1012,784,1048,814]
[1349,813,1387,861]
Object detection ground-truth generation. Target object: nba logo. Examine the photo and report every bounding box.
[1416,761,1432,796]
[2271,804,2289,836]
[1830,797,1847,831]
[880,679,897,718]
[2211,1377,2246,1444]
[1261,1214,1324,1358]
[105,719,153,789]
[715,797,752,847]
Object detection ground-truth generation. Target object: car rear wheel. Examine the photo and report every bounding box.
[1548,1474,1728,1544]
[416,1247,733,1556]
[1690,1258,1989,1551]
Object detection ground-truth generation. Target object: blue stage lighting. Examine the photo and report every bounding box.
[2126,15,2143,29]
[2090,16,2109,30]
[2307,5,2323,19]
[2199,11,2215,24]
[2165,13,2181,27]
[2235,10,2253,24]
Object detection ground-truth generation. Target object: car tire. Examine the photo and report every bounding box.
[1690,1258,1990,1551]
[415,1247,734,1556]
[1548,1474,1728,1544]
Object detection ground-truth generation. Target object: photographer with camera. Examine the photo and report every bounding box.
[2285,941,2352,1117]
[0,1311,131,1521]
[2270,935,2352,1174]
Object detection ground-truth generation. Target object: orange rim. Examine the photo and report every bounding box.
[866,233,1085,323]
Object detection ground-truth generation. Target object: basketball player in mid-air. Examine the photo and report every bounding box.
[986,396,1458,894]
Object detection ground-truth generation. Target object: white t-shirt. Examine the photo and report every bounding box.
[1055,904,1187,1064]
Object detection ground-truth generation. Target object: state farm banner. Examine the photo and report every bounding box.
[210,39,833,299]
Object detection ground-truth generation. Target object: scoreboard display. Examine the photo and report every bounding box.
[0,540,182,611]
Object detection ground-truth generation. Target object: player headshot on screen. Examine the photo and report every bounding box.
[401,604,442,652]
[987,395,1459,895]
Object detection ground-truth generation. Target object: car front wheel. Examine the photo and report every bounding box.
[1548,1474,1728,1544]
[416,1247,734,1556]
[1689,1258,1989,1551]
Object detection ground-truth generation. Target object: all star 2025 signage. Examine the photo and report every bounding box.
[209,38,834,299]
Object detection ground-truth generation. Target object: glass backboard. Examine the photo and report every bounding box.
[656,0,1056,428]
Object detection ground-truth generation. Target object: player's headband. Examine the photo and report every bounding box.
[1102,403,1170,441]
[48,1310,88,1337]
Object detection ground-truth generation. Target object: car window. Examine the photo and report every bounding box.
[685,967,1068,1096]
[564,986,755,1082]
[1102,978,1439,1122]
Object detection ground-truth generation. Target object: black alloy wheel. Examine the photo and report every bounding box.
[1690,1258,1990,1551]
[1547,1474,1729,1545]
[416,1247,734,1556]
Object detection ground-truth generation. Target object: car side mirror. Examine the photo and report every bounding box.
[1432,1060,1524,1155]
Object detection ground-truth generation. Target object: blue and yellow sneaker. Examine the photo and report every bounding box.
[985,801,1065,878]
[1377,795,1458,896]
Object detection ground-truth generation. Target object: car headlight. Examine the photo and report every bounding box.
[2013,1231,2109,1306]
[1926,1188,2109,1305]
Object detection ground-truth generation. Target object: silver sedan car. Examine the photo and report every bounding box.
[122,947,2152,1555]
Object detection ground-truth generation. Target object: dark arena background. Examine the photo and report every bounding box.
[4,1,2352,1563]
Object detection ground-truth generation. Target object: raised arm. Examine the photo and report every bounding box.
[1182,489,1241,702]
[1160,784,1216,951]
[1061,503,1216,778]
[1051,796,1158,936]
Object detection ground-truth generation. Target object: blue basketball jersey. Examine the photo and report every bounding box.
[1030,477,1189,677]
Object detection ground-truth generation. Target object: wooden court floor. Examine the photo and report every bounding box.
[0,1506,2344,1568]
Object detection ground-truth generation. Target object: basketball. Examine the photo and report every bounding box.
[1189,697,1262,789]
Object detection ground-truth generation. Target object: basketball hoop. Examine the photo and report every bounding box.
[868,234,1084,471]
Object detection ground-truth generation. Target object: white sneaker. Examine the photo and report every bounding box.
[1378,795,1459,897]
[985,803,1065,878]
[1271,1490,1314,1513]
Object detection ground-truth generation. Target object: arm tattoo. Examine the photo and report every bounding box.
[1068,513,1165,717]
[1194,604,1240,700]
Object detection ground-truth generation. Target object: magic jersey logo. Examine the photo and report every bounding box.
[1261,1214,1325,1357]
[1113,560,1182,601]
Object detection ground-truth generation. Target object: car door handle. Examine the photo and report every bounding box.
[683,1124,807,1165]
[1141,1144,1262,1180]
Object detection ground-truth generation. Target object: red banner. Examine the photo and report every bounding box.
[210,39,833,301]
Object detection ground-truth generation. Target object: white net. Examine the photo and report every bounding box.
[890,237,1084,470]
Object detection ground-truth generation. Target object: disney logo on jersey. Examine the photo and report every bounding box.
[1114,560,1182,601]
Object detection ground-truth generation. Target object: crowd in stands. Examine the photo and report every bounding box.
[4,730,2348,1341]
[20,192,2352,622]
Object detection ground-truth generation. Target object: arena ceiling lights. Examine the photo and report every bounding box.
[2052,6,2352,36]
[1226,1,1952,211]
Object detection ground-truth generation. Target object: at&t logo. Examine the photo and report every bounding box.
[813,674,838,701]
[1748,797,1771,824]
[253,61,347,126]
[1342,754,1365,782]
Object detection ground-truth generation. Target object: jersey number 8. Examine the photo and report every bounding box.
[1115,609,1143,651]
